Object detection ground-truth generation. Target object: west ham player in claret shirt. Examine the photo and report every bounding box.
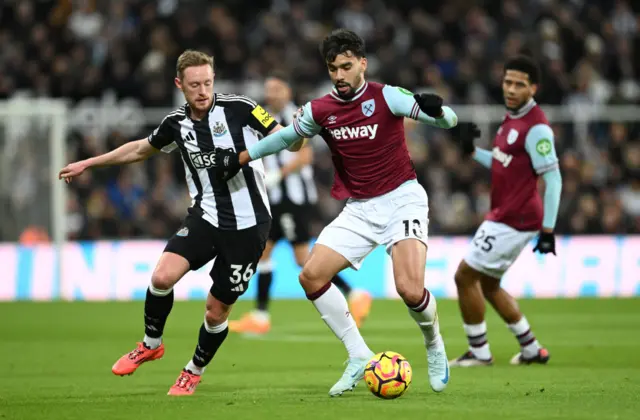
[214,29,458,396]
[448,56,562,368]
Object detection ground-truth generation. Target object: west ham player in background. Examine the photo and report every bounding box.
[448,56,562,367]
[214,29,458,396]
[230,74,373,335]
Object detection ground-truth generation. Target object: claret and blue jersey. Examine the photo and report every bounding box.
[473,99,562,231]
[249,81,457,200]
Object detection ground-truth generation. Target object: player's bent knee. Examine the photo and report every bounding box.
[151,252,190,290]
[395,279,424,306]
[205,298,232,326]
[480,278,500,298]
[454,261,475,288]
[298,265,325,293]
[151,270,179,291]
[205,309,229,326]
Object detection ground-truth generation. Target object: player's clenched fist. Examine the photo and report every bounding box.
[213,147,241,181]
[451,122,482,157]
[58,161,88,183]
[413,93,444,118]
[533,231,556,255]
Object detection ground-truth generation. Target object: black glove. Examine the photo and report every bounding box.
[213,147,241,181]
[450,122,481,157]
[413,93,443,118]
[533,231,556,255]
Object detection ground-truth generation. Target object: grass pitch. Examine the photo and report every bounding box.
[1,298,639,420]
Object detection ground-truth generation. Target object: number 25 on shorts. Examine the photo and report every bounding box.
[473,229,496,252]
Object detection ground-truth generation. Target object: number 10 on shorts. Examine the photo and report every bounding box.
[403,219,423,238]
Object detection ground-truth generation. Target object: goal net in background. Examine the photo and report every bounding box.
[0,98,67,245]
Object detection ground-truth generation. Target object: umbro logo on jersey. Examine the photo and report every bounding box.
[328,115,337,124]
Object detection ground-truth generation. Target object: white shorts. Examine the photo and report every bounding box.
[316,180,429,270]
[464,220,537,279]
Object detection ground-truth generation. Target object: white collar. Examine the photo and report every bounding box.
[507,98,536,119]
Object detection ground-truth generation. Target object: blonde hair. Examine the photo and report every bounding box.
[176,50,214,79]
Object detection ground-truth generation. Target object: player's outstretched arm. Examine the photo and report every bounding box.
[382,85,458,129]
[211,124,303,182]
[238,102,320,166]
[58,139,158,182]
[263,142,313,188]
[239,124,303,165]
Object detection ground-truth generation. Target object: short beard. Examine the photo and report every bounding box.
[336,85,356,99]
[336,75,362,99]
[506,98,528,113]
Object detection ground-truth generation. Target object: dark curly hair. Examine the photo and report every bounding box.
[504,55,541,85]
[320,29,366,63]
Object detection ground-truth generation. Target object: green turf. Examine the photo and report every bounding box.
[1,298,639,420]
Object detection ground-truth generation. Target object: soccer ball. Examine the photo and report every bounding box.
[364,351,412,399]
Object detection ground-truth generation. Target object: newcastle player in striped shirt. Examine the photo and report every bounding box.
[229,73,373,335]
[58,50,293,395]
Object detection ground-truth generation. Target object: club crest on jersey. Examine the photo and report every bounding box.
[361,99,375,117]
[176,227,189,237]
[507,129,519,145]
[212,121,228,137]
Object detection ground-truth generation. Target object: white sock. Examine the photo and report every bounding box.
[185,360,204,375]
[508,316,541,358]
[310,283,372,359]
[149,284,173,296]
[143,335,162,349]
[407,289,444,350]
[252,310,270,322]
[257,260,274,272]
[463,321,492,360]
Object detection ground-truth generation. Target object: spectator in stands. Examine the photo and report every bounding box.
[0,0,638,240]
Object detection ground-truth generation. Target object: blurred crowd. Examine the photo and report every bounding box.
[0,0,639,242]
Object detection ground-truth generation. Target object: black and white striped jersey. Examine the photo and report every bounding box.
[148,93,278,230]
[262,102,318,206]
